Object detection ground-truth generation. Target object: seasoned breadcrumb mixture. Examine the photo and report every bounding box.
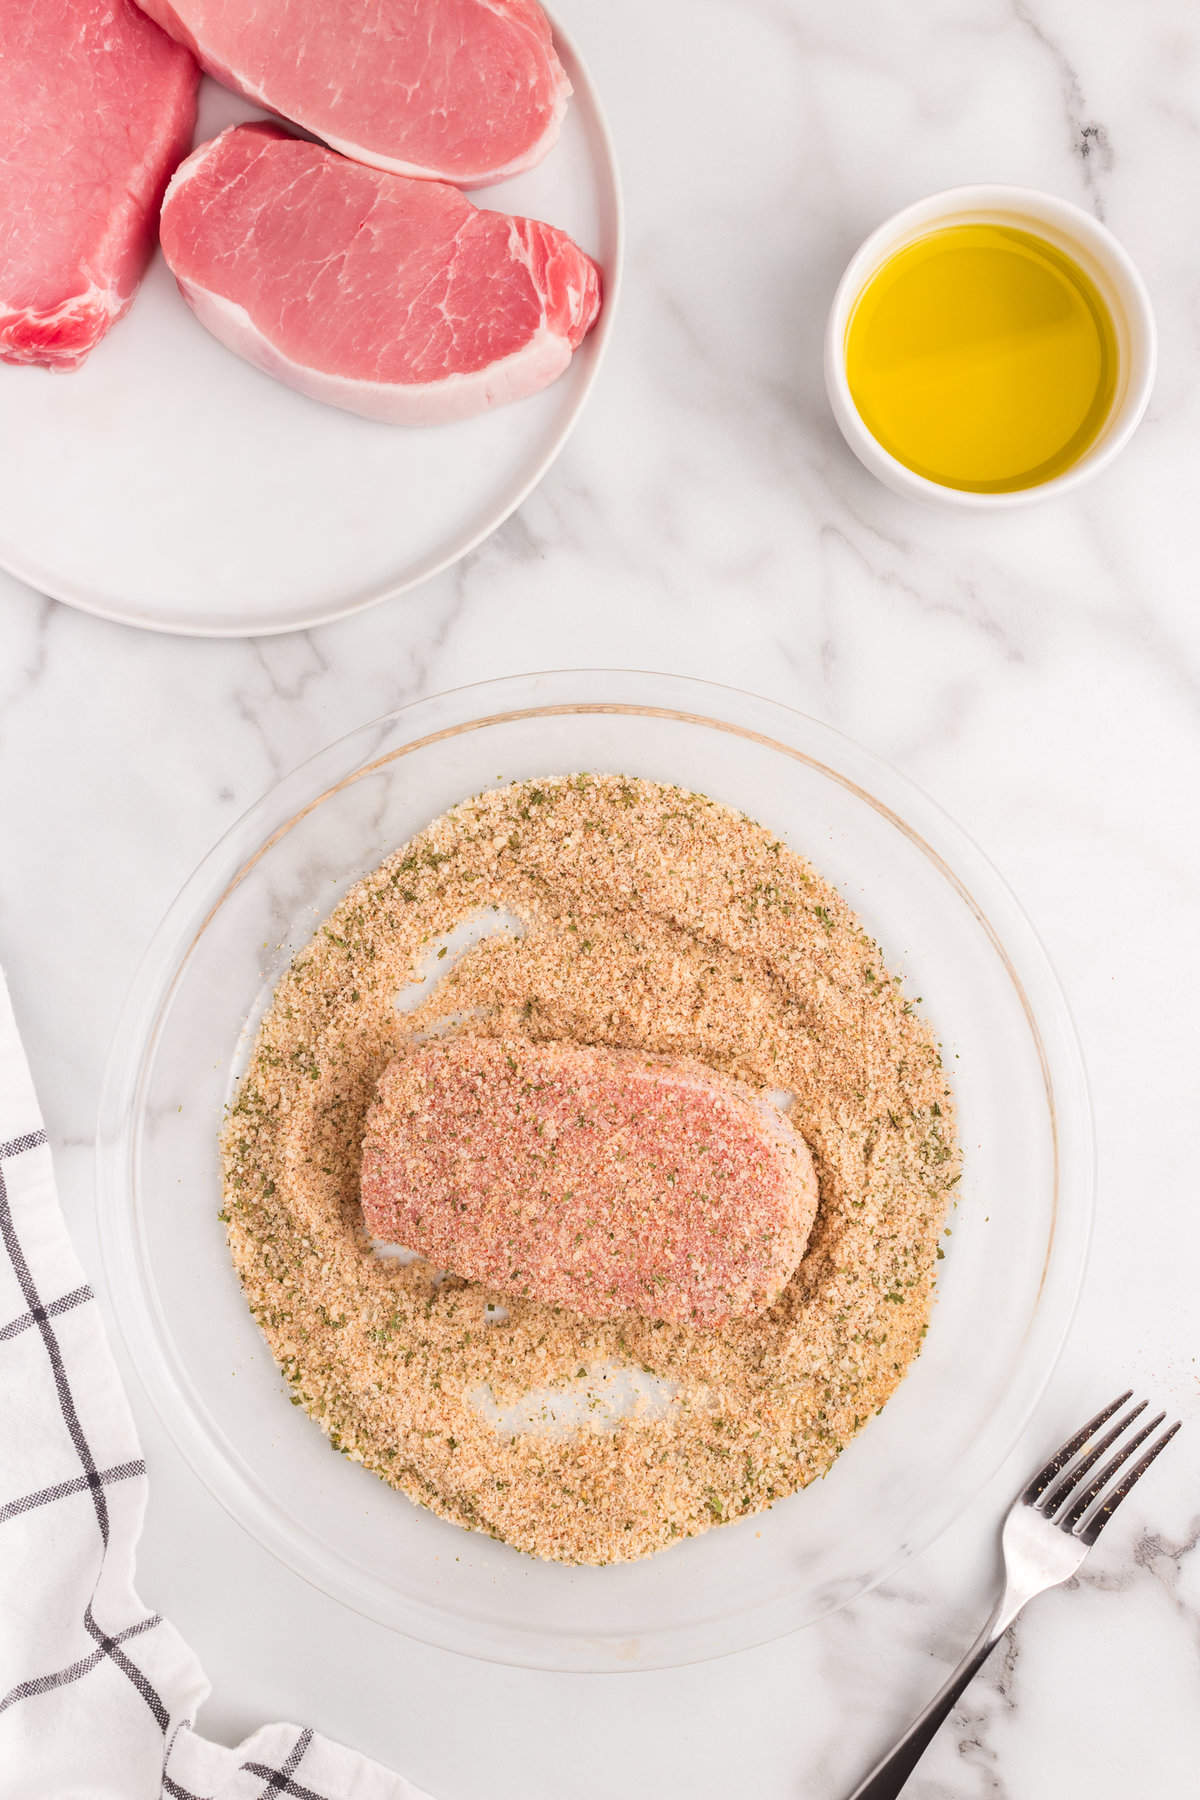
[221,775,960,1564]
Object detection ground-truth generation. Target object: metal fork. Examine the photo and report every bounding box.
[847,1393,1182,1799]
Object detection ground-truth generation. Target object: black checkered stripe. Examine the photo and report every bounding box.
[162,1727,320,1800]
[0,1128,170,1729]
[0,1127,331,1799]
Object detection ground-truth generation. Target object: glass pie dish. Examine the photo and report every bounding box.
[96,670,1093,1670]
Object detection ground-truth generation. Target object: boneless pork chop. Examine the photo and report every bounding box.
[361,1038,820,1329]
[0,0,197,370]
[159,124,601,425]
[135,0,571,186]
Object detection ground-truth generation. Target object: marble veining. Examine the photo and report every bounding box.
[1,0,1199,1794]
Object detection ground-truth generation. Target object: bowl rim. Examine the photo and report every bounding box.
[823,182,1158,509]
[95,669,1096,1669]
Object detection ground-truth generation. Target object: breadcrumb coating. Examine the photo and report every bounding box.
[221,775,960,1564]
[361,1037,820,1328]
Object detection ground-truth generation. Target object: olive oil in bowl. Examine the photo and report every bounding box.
[844,223,1119,494]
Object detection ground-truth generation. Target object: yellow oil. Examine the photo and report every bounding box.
[844,222,1119,493]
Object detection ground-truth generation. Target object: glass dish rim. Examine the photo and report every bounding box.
[96,669,1096,1670]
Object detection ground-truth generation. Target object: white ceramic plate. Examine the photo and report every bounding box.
[0,19,621,637]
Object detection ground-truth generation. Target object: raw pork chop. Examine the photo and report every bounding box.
[159,124,602,425]
[361,1038,820,1329]
[0,0,197,370]
[135,0,571,186]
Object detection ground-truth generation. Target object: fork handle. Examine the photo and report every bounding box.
[846,1599,1022,1799]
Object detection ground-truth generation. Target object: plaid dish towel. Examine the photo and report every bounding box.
[0,970,435,1800]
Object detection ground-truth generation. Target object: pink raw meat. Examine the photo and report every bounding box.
[361,1038,821,1329]
[159,123,602,425]
[0,0,197,370]
[135,0,571,186]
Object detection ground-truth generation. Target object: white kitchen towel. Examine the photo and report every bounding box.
[0,969,435,1800]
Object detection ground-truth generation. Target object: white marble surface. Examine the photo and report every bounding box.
[2,0,1200,1793]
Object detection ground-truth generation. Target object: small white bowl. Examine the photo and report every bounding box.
[824,184,1157,508]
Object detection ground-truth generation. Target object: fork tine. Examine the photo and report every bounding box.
[1070,1419,1182,1543]
[1040,1397,1148,1518]
[1057,1411,1164,1529]
[1021,1391,1133,1505]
